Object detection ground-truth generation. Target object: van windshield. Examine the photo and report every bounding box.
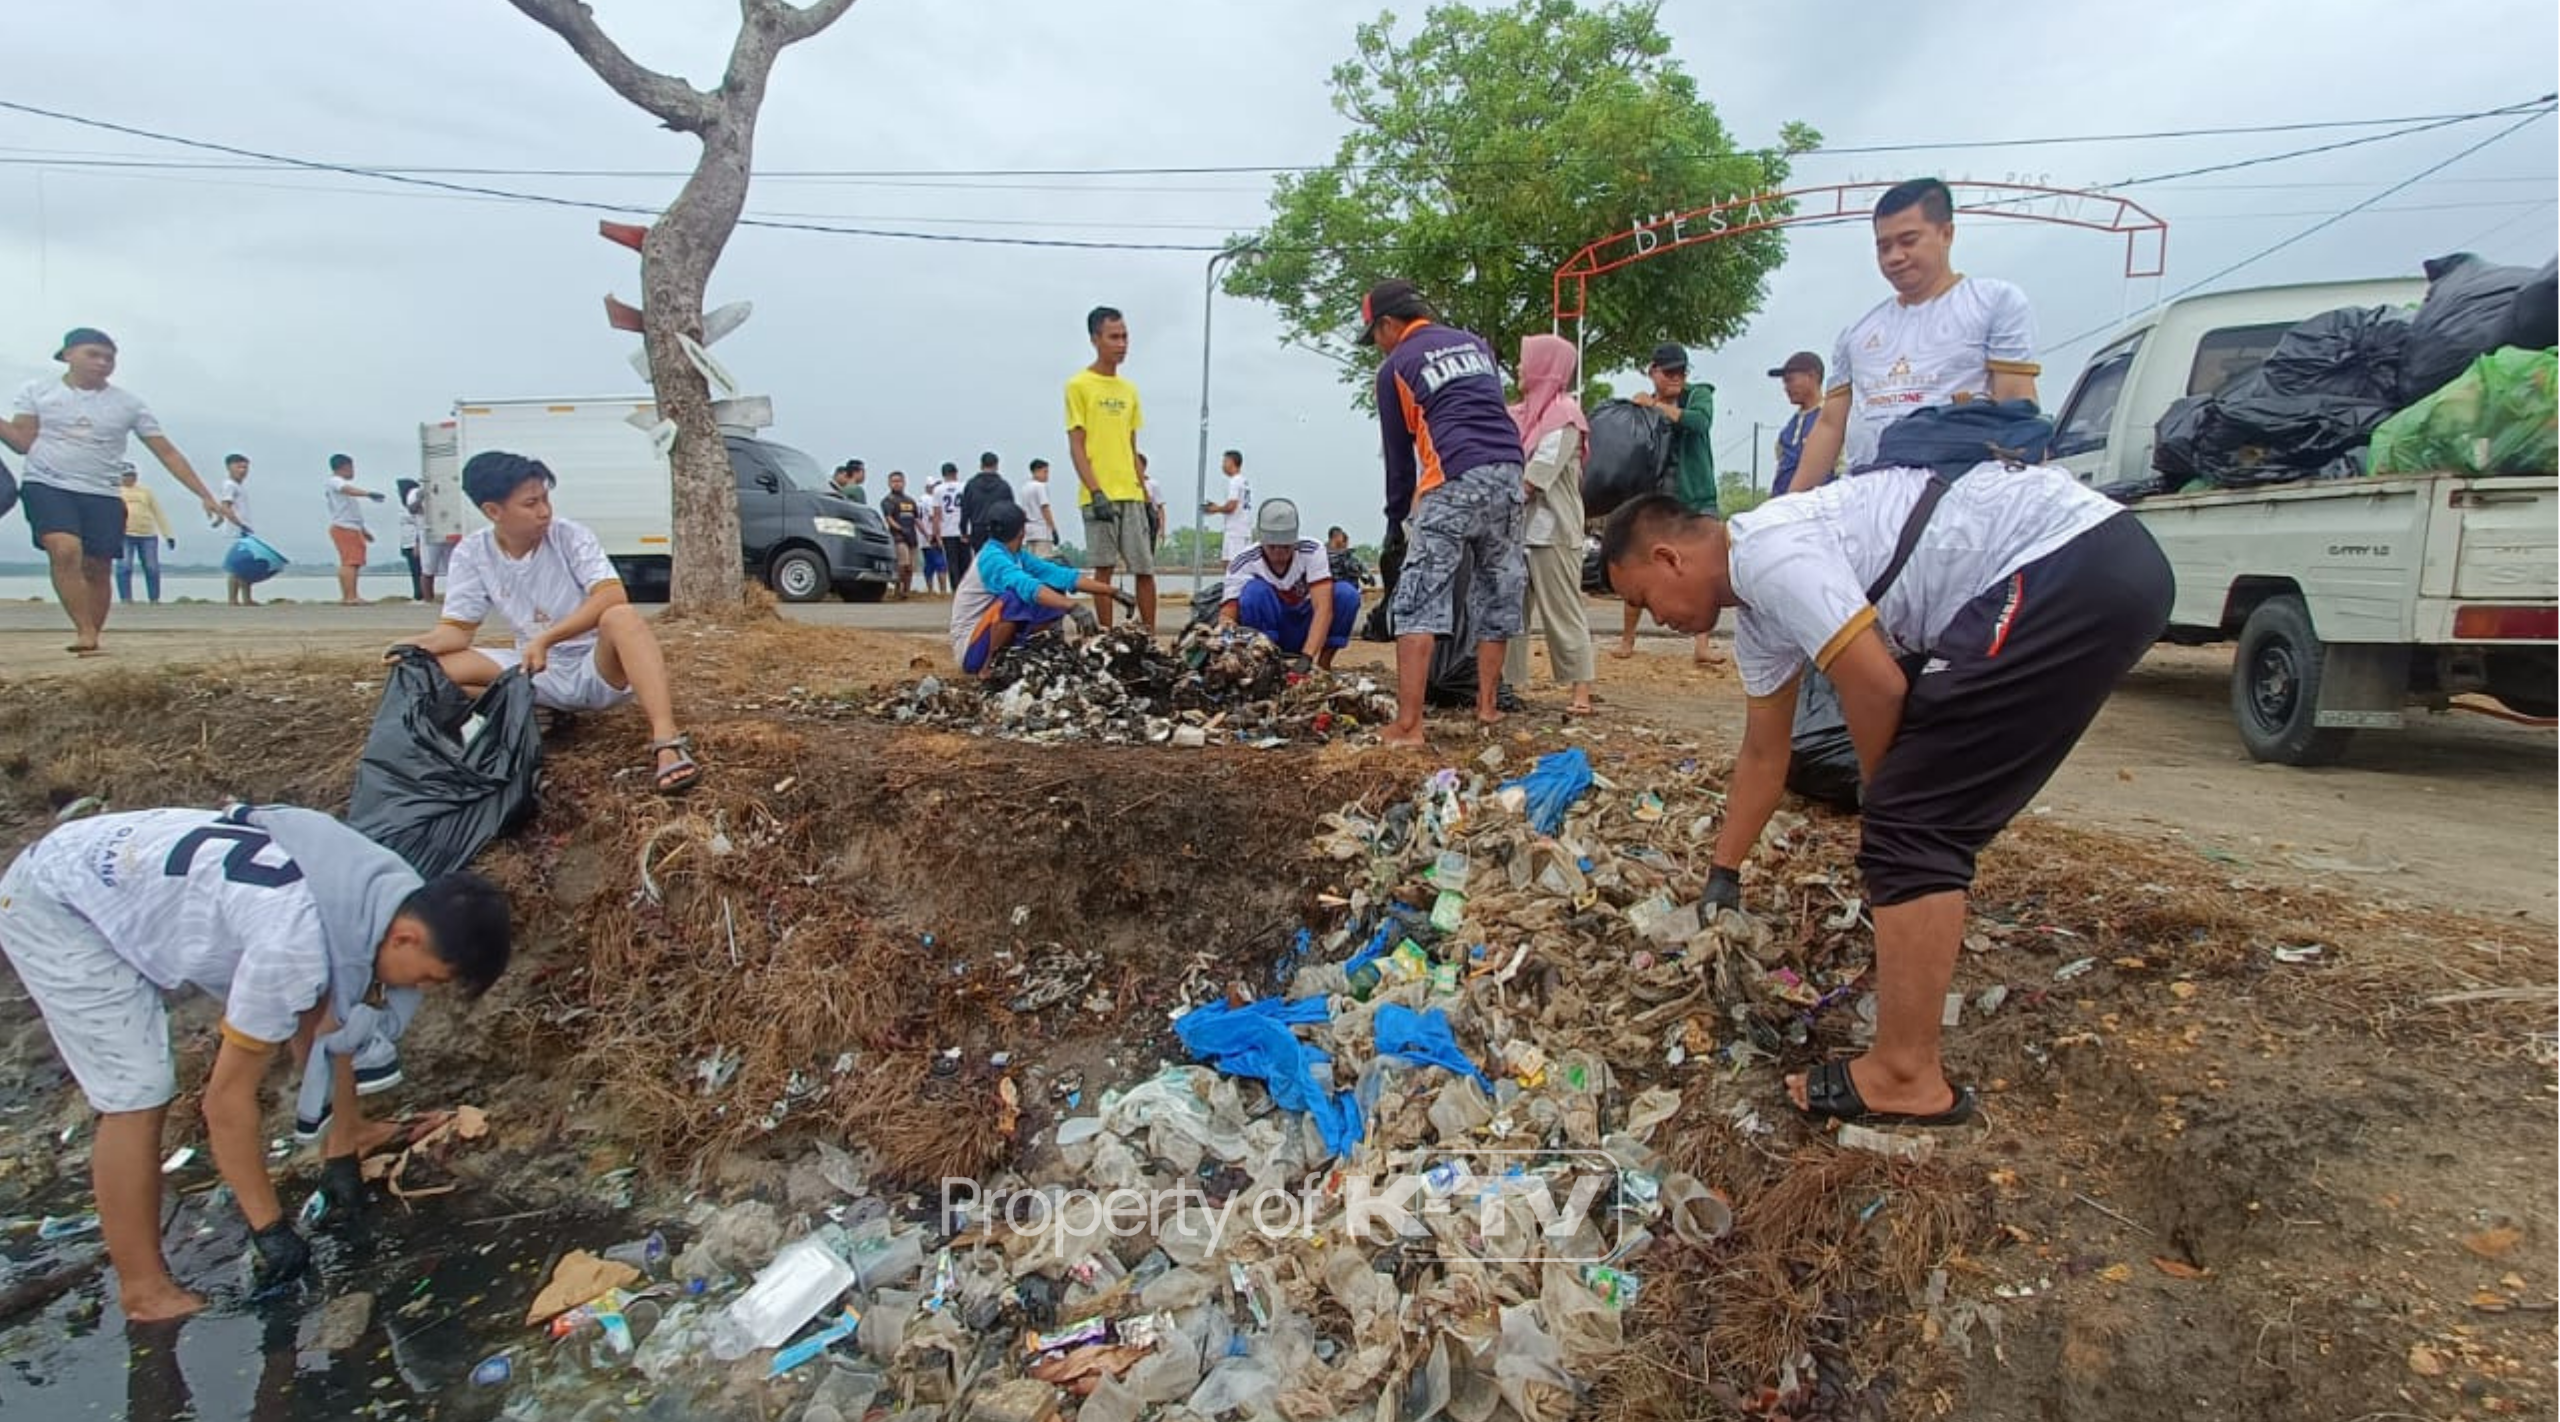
[755,442,826,491]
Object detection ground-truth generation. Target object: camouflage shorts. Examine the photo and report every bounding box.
[1388,463,1528,641]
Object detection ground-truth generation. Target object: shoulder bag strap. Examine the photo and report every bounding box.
[1863,475,1952,606]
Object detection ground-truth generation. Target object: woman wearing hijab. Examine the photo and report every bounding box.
[1504,333,1597,715]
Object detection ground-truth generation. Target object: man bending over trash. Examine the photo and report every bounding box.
[1220,496,1358,671]
[948,499,1133,676]
[1601,460,2171,1128]
[393,451,702,795]
[0,805,511,1319]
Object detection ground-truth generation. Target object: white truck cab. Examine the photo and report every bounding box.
[2048,280,2556,765]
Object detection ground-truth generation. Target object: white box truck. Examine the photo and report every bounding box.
[2050,279,2556,764]
[416,396,894,602]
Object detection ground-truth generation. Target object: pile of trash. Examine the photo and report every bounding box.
[473,750,1910,1421]
[874,624,1396,747]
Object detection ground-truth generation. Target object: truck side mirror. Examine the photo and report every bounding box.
[756,473,779,492]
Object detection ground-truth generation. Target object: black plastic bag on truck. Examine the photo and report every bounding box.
[2507,259,2558,353]
[2256,305,2408,404]
[2402,252,2552,405]
[348,648,541,878]
[1579,398,1674,519]
[2192,391,2395,485]
[2151,393,2212,482]
[1786,670,1861,812]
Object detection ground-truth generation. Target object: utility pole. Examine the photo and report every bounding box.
[1193,241,1259,590]
[1750,420,1762,492]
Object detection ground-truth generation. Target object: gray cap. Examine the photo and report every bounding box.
[1254,497,1301,545]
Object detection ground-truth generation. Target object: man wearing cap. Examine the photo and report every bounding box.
[1220,498,1360,672]
[1790,178,2039,490]
[1616,342,1720,664]
[391,451,702,796]
[1769,352,1826,497]
[1358,279,1529,744]
[2,328,230,655]
[949,500,1132,677]
[1066,305,1157,631]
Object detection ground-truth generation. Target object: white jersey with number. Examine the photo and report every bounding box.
[1829,276,2039,471]
[23,808,331,1045]
[439,518,619,660]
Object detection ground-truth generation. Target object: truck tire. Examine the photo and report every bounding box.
[2231,595,2352,766]
[768,547,829,603]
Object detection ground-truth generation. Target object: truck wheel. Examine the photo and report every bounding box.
[2232,595,2352,766]
[768,548,829,603]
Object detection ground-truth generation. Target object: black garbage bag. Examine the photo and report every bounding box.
[1579,398,1675,519]
[348,648,541,878]
[2257,305,2408,405]
[2192,390,2396,485]
[2506,258,2558,353]
[1858,398,2054,478]
[2404,252,2552,405]
[0,454,17,523]
[2151,393,2212,483]
[1363,532,1521,709]
[1786,670,1860,812]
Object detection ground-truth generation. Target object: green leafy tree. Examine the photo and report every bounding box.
[1227,0,1814,400]
[1717,471,1767,517]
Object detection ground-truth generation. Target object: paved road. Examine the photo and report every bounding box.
[4,592,2550,922]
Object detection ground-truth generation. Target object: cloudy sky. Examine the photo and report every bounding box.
[5,0,2554,567]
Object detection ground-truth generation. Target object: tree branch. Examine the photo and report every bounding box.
[506,0,714,132]
[753,0,860,45]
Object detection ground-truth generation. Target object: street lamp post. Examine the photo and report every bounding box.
[1193,241,1258,591]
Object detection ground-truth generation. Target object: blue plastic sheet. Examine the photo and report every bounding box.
[1174,997,1364,1156]
[1500,748,1594,836]
[1371,1004,1494,1091]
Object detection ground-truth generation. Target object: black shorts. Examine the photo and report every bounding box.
[1857,514,2173,906]
[20,481,126,559]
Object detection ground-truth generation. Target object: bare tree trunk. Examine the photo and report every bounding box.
[505,0,857,617]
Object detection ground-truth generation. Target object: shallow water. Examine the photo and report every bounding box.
[0,1174,629,1422]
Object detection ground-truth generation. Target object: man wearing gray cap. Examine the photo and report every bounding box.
[2,328,231,655]
[1220,497,1360,671]
[1769,351,1826,496]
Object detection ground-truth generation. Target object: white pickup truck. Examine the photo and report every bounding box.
[2051,278,2556,764]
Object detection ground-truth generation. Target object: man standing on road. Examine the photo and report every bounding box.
[879,470,922,600]
[1768,351,1825,497]
[1202,448,1253,564]
[1066,305,1156,631]
[960,451,1014,552]
[1019,458,1059,558]
[323,454,388,606]
[1615,342,1720,665]
[0,803,511,1320]
[1,328,230,655]
[918,465,949,593]
[1791,178,2040,489]
[1600,459,2170,1129]
[1137,452,1168,554]
[114,465,176,605]
[1358,279,1528,746]
[217,453,259,606]
[933,461,969,585]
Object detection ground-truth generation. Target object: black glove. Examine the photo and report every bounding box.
[1085,498,1117,522]
[318,1155,367,1218]
[1284,653,1315,675]
[249,1220,312,1296]
[1700,864,1744,917]
[1068,605,1100,637]
[1110,589,1139,615]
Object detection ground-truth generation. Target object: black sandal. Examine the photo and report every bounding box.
[1798,1059,1977,1128]
[648,734,701,796]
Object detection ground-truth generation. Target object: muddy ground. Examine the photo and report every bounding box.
[0,615,2550,1422]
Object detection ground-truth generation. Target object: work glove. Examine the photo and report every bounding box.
[249,1220,313,1297]
[1699,864,1744,918]
[1284,653,1315,675]
[1084,498,1117,523]
[318,1155,368,1218]
[1110,589,1139,615]
[368,491,387,503]
[1067,605,1100,638]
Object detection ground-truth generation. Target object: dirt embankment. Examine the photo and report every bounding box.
[0,619,2551,1421]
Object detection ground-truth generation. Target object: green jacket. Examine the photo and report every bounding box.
[1667,388,1716,514]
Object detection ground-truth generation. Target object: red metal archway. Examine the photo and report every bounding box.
[1553,181,2168,326]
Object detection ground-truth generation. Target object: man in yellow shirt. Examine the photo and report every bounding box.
[114,465,176,604]
[1065,305,1155,632]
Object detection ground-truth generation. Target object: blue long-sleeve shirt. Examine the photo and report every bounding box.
[948,540,1084,663]
[1373,321,1526,525]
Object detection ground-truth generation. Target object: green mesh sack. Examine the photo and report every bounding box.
[2369,346,2558,476]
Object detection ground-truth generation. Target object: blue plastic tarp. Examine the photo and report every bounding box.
[1371,1004,1494,1091]
[1500,748,1594,836]
[1174,996,1364,1156]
